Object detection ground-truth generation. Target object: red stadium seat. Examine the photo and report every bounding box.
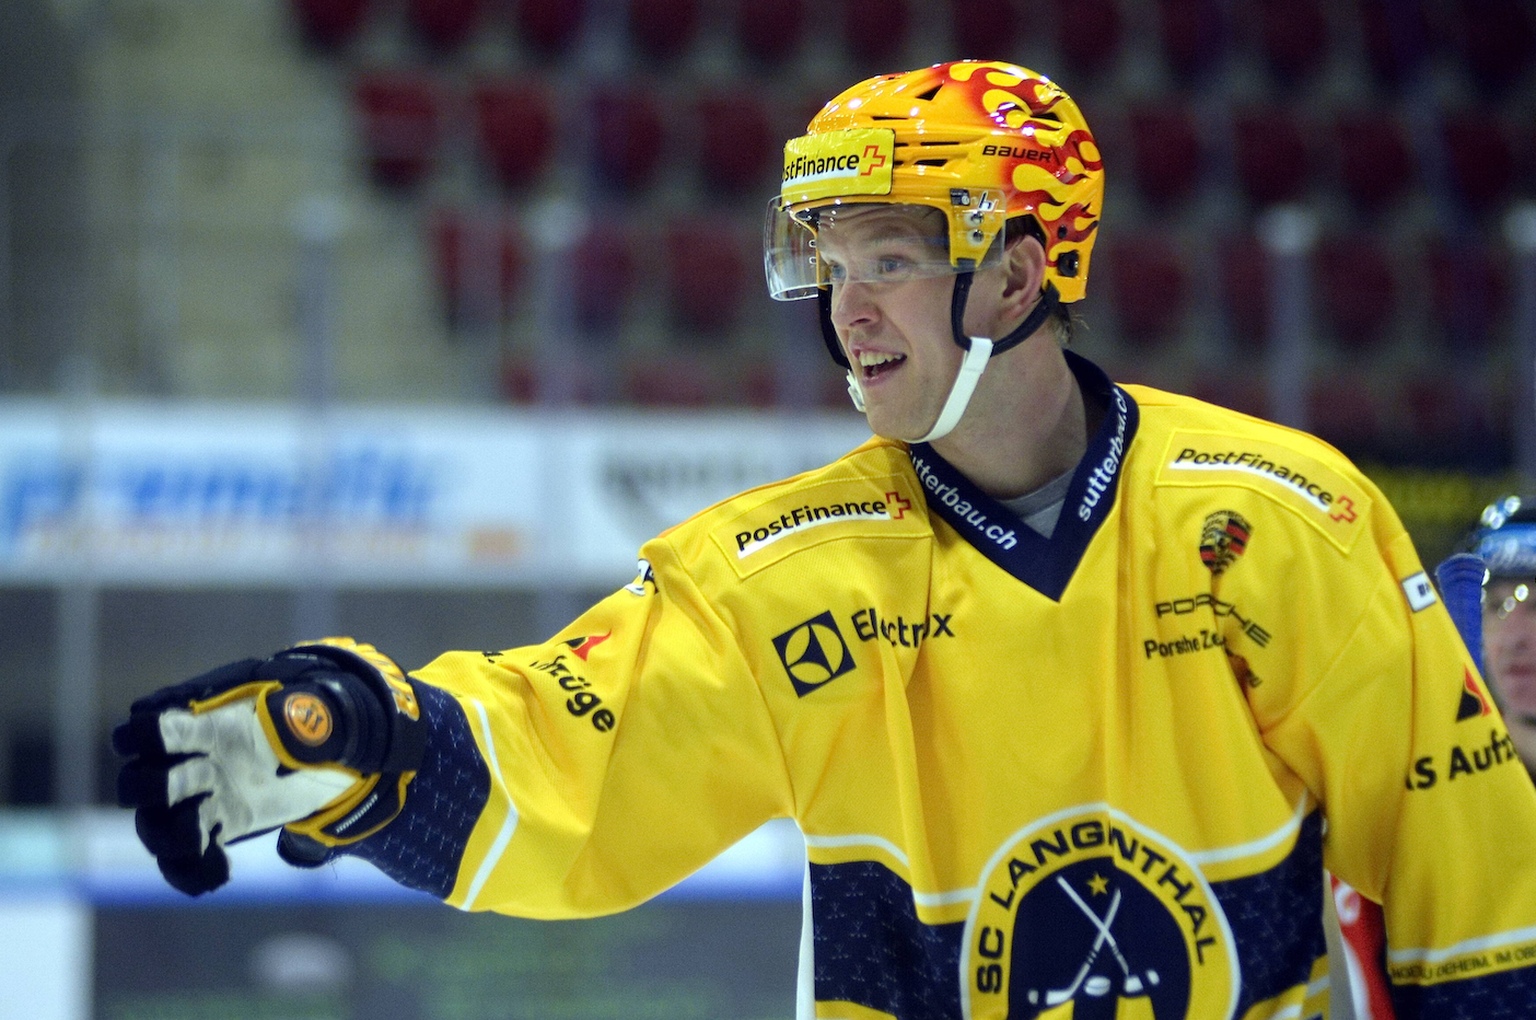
[431,208,524,325]
[1055,0,1123,77]
[1256,0,1328,81]
[1425,239,1507,349]
[1155,0,1225,80]
[623,358,728,406]
[1188,376,1268,420]
[736,0,806,64]
[665,220,750,335]
[694,91,776,194]
[515,0,586,55]
[1357,0,1431,88]
[1454,0,1534,94]
[1313,236,1397,348]
[353,72,444,190]
[1398,374,1505,461]
[472,78,555,190]
[290,0,372,50]
[1104,236,1188,345]
[843,0,910,67]
[1442,112,1516,212]
[571,224,637,333]
[1307,376,1381,449]
[406,0,482,53]
[629,0,701,61]
[950,0,1019,63]
[1232,107,1312,207]
[1127,105,1203,208]
[1217,234,1269,343]
[590,83,666,192]
[500,355,538,403]
[1334,111,1415,213]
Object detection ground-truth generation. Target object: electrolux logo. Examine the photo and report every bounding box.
[772,610,855,697]
[851,607,954,648]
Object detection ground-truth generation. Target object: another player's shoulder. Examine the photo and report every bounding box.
[652,435,931,571]
[1123,382,1384,552]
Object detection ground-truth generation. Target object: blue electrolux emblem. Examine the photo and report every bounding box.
[772,610,855,697]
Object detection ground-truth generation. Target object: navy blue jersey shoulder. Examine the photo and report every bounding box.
[909,350,1137,600]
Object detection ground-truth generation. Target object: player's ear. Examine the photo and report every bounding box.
[997,234,1047,320]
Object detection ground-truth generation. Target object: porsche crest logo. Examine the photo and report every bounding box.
[1199,511,1251,576]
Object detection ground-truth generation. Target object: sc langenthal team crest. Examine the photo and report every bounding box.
[1199,511,1251,576]
[962,808,1237,1020]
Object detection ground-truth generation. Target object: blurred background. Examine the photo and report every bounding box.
[0,0,1534,1016]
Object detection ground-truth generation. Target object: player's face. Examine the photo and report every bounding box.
[1484,578,1536,768]
[816,205,972,441]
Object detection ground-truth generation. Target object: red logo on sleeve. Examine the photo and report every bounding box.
[565,632,612,661]
[1457,668,1494,722]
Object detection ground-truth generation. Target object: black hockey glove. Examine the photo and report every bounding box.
[113,639,426,896]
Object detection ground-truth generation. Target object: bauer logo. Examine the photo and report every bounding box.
[963,809,1237,1020]
[772,611,855,697]
[781,128,895,203]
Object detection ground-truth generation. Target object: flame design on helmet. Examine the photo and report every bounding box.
[790,60,1104,303]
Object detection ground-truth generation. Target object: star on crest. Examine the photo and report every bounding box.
[1087,873,1109,896]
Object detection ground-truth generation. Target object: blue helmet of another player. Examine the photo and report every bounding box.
[1472,495,1536,582]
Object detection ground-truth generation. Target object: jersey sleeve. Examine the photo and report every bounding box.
[1239,474,1536,1017]
[335,537,795,919]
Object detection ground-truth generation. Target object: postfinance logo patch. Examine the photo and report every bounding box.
[1156,430,1369,552]
[772,611,855,697]
[781,128,895,203]
[963,809,1237,1020]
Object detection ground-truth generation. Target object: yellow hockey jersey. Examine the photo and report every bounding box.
[338,353,1536,1020]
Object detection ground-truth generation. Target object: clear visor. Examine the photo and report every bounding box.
[763,197,1005,301]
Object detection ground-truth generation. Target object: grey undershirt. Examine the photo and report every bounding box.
[999,467,1075,539]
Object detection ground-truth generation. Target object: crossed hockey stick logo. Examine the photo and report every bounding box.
[1025,877,1162,1010]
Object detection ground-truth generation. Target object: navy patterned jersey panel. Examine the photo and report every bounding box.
[810,860,964,1019]
[1210,810,1329,1018]
[341,682,491,899]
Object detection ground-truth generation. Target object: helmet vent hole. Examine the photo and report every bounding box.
[914,158,947,167]
[869,114,905,121]
[914,85,942,101]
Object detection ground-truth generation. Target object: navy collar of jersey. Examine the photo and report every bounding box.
[908,350,1139,601]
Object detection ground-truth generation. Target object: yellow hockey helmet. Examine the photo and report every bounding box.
[765,60,1104,306]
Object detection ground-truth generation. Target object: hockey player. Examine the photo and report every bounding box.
[1471,496,1536,775]
[116,62,1536,1019]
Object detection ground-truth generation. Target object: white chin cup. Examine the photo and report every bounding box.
[845,369,867,412]
[913,336,994,444]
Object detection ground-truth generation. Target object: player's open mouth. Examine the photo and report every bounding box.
[858,351,906,381]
